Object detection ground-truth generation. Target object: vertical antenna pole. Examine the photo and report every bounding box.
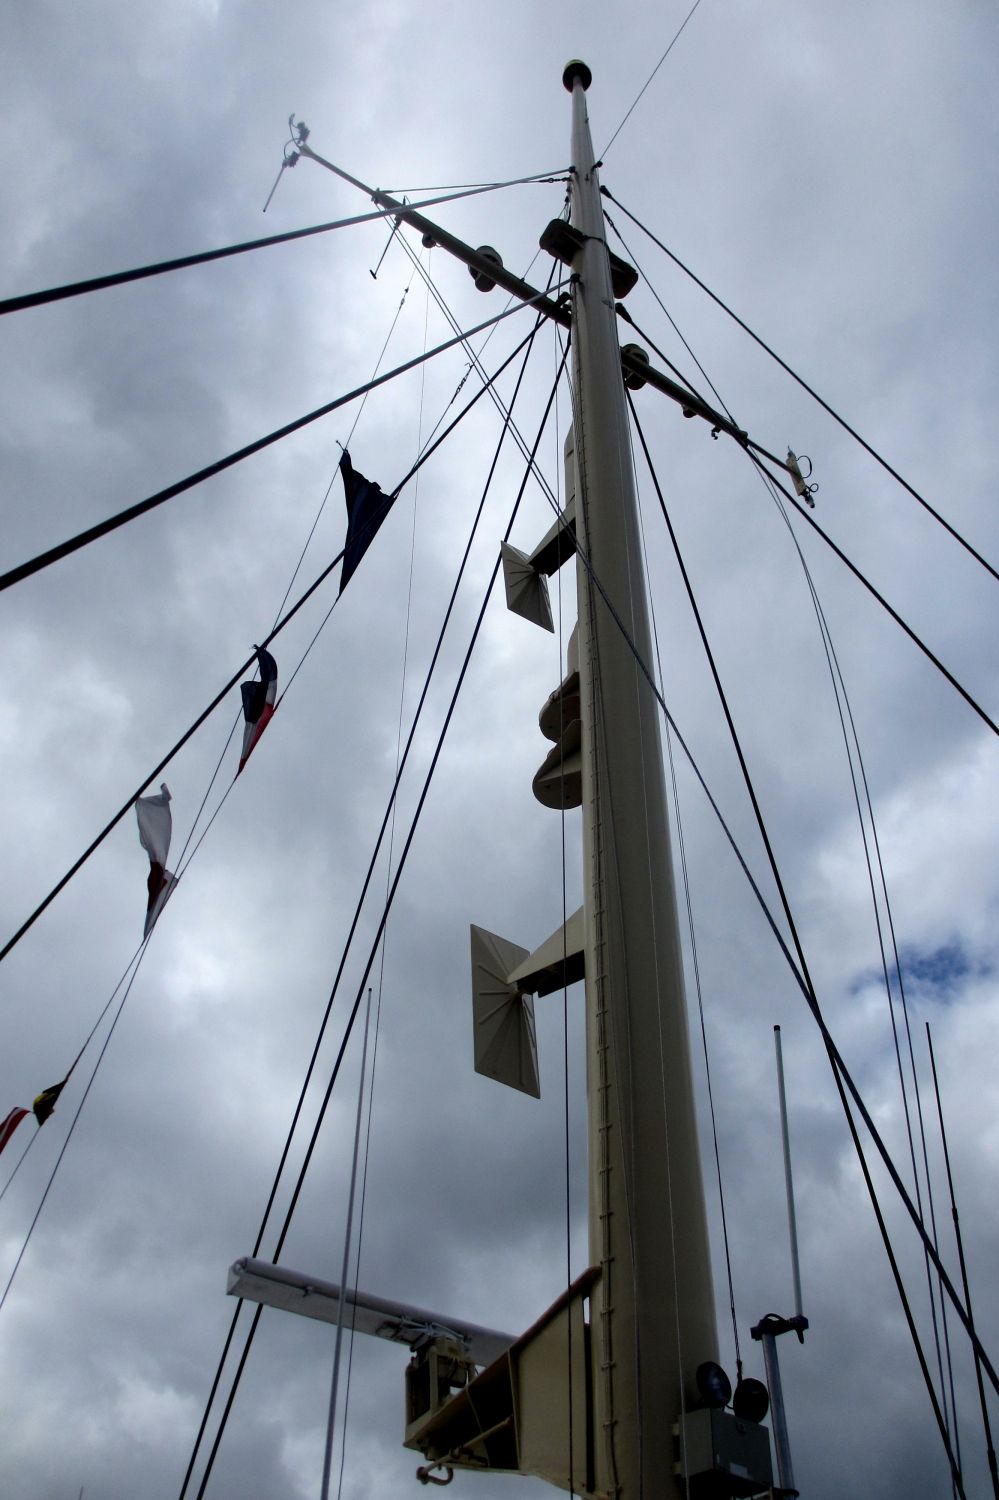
[774,1025,804,1319]
[927,1023,999,1499]
[564,58,718,1500]
[758,1327,797,1498]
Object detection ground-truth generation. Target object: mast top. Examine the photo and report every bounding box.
[562,58,591,91]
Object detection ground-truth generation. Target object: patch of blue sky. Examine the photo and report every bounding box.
[849,940,987,1002]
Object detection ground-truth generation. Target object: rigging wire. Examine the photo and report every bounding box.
[628,398,968,1491]
[269,267,418,632]
[320,987,373,1500]
[601,187,999,585]
[188,347,571,1500]
[600,0,706,158]
[332,259,431,1493]
[606,199,996,743]
[163,319,995,1497]
[551,458,999,1403]
[616,228,961,1421]
[2,549,342,1308]
[0,940,152,1312]
[3,291,540,1362]
[516,361,994,1278]
[0,937,144,1206]
[928,1023,999,1499]
[745,454,999,740]
[3,312,545,1286]
[752,457,960,1457]
[608,229,972,1451]
[604,211,736,422]
[0,173,568,318]
[3,305,548,1361]
[176,308,561,1500]
[388,226,571,499]
[0,322,543,971]
[0,288,560,597]
[382,169,571,194]
[618,405,984,1356]
[635,221,963,1437]
[405,176,567,466]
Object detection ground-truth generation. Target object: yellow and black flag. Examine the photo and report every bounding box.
[32,1080,67,1126]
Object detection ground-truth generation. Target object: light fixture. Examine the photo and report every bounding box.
[695,1360,732,1409]
[733,1377,770,1424]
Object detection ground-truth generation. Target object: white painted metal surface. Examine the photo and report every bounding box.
[227,1258,515,1367]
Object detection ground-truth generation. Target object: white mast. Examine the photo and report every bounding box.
[232,65,779,1498]
[563,59,719,1497]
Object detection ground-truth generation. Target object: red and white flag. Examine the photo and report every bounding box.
[135,783,177,937]
[0,1106,29,1156]
[238,648,278,774]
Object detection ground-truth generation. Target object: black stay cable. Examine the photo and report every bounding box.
[184,338,570,1500]
[928,1023,999,1498]
[0,322,541,971]
[756,454,959,1449]
[603,187,999,585]
[0,291,555,596]
[629,398,967,1493]
[747,453,999,739]
[0,176,564,319]
[623,399,998,1385]
[615,229,974,1443]
[577,390,998,1400]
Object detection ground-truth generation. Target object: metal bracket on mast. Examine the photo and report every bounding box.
[293,139,800,479]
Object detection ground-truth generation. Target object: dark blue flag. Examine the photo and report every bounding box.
[339,452,396,593]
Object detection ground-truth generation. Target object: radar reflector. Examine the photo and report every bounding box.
[500,542,554,632]
[470,925,540,1098]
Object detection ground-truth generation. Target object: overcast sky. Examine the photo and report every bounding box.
[2,3,998,1498]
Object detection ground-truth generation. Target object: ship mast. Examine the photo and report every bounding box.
[231,63,783,1500]
[563,58,719,1497]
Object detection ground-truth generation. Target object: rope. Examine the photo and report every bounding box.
[0,290,555,596]
[601,188,999,584]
